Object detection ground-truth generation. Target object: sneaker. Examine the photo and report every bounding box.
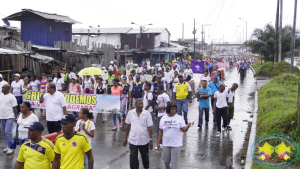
[198,124,202,129]
[3,147,9,153]
[216,132,220,137]
[6,148,14,155]
[119,122,122,128]
[227,126,232,130]
[112,126,117,131]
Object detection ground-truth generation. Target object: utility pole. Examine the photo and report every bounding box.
[204,30,206,53]
[275,0,280,62]
[87,29,90,49]
[278,0,283,62]
[290,0,297,73]
[202,25,204,53]
[193,18,196,59]
[182,23,184,42]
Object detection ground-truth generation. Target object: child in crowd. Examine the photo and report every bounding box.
[75,108,95,169]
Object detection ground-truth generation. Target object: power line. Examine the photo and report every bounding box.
[204,0,223,24]
[211,0,236,37]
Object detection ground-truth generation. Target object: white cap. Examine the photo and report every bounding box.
[104,70,107,73]
[134,64,138,66]
[71,75,77,80]
[0,74,2,78]
[110,61,114,64]
[101,67,106,70]
[14,73,20,77]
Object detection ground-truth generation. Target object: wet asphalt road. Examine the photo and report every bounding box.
[0,68,257,169]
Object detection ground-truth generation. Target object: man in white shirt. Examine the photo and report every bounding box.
[164,67,172,95]
[0,74,8,94]
[213,83,229,137]
[40,83,67,134]
[226,83,238,130]
[0,84,18,154]
[155,84,170,148]
[123,98,153,169]
[143,82,153,114]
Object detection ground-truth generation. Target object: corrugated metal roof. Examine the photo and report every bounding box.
[3,9,80,24]
[30,53,54,63]
[72,27,132,34]
[32,44,61,51]
[0,48,30,54]
[127,28,169,34]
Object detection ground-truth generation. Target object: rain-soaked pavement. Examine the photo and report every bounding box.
[0,68,257,169]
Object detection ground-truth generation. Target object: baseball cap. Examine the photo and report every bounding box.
[157,75,162,79]
[25,122,44,132]
[47,77,52,81]
[71,75,77,80]
[98,77,103,81]
[61,114,76,123]
[110,61,114,64]
[62,68,66,70]
[213,74,218,79]
[14,73,20,77]
[104,70,107,73]
[136,75,140,79]
[41,73,46,76]
[0,74,2,78]
[178,75,183,78]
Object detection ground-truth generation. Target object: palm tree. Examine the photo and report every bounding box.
[245,24,300,62]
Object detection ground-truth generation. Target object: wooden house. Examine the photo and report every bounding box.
[3,9,80,47]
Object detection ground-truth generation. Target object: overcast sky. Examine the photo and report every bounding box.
[1,0,299,43]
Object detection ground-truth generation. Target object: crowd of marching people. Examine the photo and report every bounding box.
[0,55,251,169]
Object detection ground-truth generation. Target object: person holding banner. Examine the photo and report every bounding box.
[94,77,107,123]
[40,83,67,134]
[65,75,81,119]
[111,79,123,131]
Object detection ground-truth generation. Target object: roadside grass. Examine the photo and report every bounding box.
[255,61,300,77]
[251,63,263,75]
[255,73,300,167]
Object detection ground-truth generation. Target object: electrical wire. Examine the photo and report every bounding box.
[210,0,225,34]
[211,0,236,37]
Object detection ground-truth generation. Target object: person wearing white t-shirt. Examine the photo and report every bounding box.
[40,83,67,134]
[0,74,8,94]
[213,83,229,137]
[75,108,95,169]
[10,74,24,113]
[157,102,192,169]
[199,72,211,89]
[226,83,238,130]
[143,82,153,114]
[0,84,18,154]
[155,84,170,149]
[53,72,64,91]
[17,102,39,145]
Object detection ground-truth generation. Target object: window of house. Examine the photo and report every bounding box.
[65,27,69,35]
[49,25,55,34]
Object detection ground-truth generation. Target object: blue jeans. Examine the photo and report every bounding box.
[198,107,209,126]
[210,98,217,123]
[176,99,188,121]
[1,118,15,147]
[19,138,29,145]
[113,114,121,126]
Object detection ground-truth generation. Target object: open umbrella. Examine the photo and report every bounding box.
[77,67,105,76]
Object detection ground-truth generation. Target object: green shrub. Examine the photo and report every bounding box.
[256,73,300,166]
[255,61,300,77]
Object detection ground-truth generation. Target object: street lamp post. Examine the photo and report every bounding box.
[131,22,153,51]
[202,24,211,53]
[239,18,247,53]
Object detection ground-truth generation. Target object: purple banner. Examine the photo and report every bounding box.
[191,61,205,74]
